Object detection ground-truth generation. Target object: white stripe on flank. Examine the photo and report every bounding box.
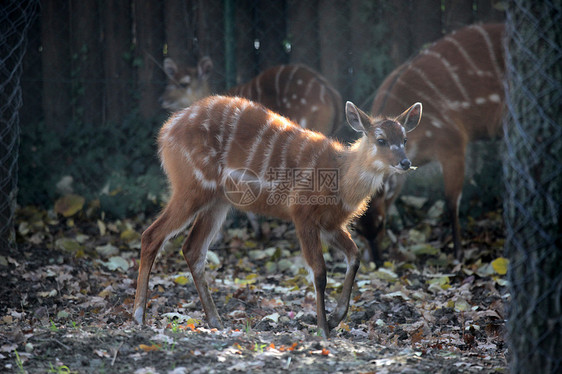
[410,67,453,110]
[304,78,315,98]
[182,149,217,190]
[255,74,263,102]
[284,66,300,99]
[424,50,470,101]
[222,101,249,165]
[245,120,272,169]
[260,129,281,178]
[294,136,310,165]
[444,35,482,75]
[275,66,285,107]
[162,108,188,140]
[188,105,200,121]
[306,139,330,169]
[279,130,298,171]
[319,84,327,104]
[474,24,503,80]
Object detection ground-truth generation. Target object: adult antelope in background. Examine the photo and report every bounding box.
[358,23,505,264]
[161,57,343,136]
[133,95,421,338]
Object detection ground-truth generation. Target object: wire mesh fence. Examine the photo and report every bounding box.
[0,0,38,252]
[503,0,562,372]
[4,0,561,370]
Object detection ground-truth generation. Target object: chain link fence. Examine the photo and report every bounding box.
[0,0,38,252]
[503,0,562,372]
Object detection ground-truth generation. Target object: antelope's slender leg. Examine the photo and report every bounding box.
[133,199,198,325]
[326,228,360,329]
[440,148,466,260]
[182,202,230,329]
[295,221,329,338]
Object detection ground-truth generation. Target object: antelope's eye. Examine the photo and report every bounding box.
[404,138,408,145]
[180,82,190,88]
[377,139,387,146]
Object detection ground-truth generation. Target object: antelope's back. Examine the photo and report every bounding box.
[230,65,343,135]
[372,23,505,163]
[158,95,340,198]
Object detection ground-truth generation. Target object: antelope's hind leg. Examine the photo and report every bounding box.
[134,200,198,325]
[182,202,230,329]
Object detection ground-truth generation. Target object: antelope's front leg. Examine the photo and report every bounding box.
[295,222,330,338]
[327,228,360,329]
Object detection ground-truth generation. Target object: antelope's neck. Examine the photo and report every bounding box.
[338,137,387,210]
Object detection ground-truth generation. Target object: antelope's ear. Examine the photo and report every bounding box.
[397,102,422,133]
[346,101,371,133]
[198,56,213,80]
[163,58,178,79]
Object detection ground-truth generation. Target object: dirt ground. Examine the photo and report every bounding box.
[1,201,508,373]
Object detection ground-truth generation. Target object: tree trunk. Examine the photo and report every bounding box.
[287,0,319,69]
[103,0,133,124]
[385,0,412,66]
[70,0,102,127]
[41,0,71,135]
[411,0,442,52]
[476,0,506,23]
[443,0,474,32]
[196,0,224,92]
[318,0,350,100]
[255,0,288,69]
[133,0,165,119]
[234,0,256,85]
[504,1,562,372]
[164,0,196,65]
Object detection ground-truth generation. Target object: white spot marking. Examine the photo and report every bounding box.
[489,94,501,103]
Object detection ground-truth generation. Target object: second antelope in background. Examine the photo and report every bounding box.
[133,95,421,338]
[161,57,343,136]
[359,23,505,264]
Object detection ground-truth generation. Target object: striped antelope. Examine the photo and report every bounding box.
[358,23,505,263]
[133,95,422,338]
[161,57,343,135]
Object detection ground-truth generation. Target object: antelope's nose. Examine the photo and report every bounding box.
[400,158,411,170]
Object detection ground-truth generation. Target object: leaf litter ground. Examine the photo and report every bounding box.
[1,199,507,373]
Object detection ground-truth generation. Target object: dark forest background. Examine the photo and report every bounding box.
[19,0,505,216]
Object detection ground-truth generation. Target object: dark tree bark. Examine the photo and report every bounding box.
[318,0,350,100]
[103,0,133,124]
[255,0,288,69]
[476,0,506,22]
[234,0,256,84]
[133,0,165,119]
[287,0,319,69]
[41,0,71,134]
[504,1,562,372]
[385,0,412,66]
[196,0,224,92]
[411,0,442,52]
[164,0,196,65]
[443,0,474,32]
[20,10,42,129]
[70,0,103,127]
